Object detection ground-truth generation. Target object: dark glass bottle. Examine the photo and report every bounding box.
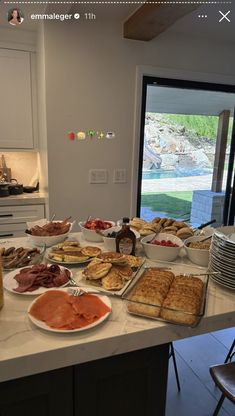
[116,217,136,255]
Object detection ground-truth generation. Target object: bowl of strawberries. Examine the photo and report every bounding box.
[79,218,115,242]
[141,233,183,262]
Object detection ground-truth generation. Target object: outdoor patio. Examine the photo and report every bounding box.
[140,173,227,222]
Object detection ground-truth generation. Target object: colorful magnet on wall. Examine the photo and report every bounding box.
[106,131,115,139]
[77,131,86,140]
[97,131,105,139]
[87,130,96,139]
[67,131,75,141]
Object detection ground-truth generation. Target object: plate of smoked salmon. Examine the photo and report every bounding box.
[28,288,112,332]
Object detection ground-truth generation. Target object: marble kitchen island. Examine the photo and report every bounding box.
[0,234,235,416]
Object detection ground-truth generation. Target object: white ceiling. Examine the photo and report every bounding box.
[146,85,235,116]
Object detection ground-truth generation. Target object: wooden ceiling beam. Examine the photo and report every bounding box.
[124,4,200,41]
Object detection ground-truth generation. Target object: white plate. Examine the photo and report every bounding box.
[210,274,235,291]
[210,255,235,271]
[210,256,235,273]
[27,288,112,333]
[3,265,72,296]
[209,263,235,283]
[45,254,92,266]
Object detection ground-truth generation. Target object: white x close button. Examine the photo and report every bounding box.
[219,10,231,23]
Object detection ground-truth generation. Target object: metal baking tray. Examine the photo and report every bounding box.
[122,262,209,327]
[75,258,145,297]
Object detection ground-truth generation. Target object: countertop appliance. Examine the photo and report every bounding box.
[0,180,39,197]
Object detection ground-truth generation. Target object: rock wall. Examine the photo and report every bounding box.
[144,114,214,172]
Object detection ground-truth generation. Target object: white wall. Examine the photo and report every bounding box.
[36,24,49,216]
[43,20,235,223]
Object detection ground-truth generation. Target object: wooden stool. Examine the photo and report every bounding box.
[209,361,235,415]
[224,339,235,363]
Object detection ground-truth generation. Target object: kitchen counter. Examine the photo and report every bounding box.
[1,233,235,383]
[0,192,46,206]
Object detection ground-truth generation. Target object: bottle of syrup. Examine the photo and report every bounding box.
[0,260,4,310]
[116,217,136,255]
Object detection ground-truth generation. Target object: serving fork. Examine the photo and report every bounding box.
[65,276,79,287]
[180,271,221,277]
[70,288,100,297]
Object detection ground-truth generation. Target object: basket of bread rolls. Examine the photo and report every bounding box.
[129,217,194,240]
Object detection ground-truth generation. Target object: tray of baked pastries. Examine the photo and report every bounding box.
[122,263,209,327]
[76,251,145,296]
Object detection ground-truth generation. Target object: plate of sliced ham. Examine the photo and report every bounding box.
[3,264,71,295]
[28,288,111,332]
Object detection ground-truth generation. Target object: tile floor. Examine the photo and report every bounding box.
[166,328,235,416]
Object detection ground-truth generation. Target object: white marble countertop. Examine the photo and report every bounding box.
[0,233,235,383]
[0,192,46,206]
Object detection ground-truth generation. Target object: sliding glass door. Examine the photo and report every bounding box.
[137,76,235,226]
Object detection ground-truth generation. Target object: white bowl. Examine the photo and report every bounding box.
[184,235,210,267]
[27,222,74,247]
[141,233,183,262]
[79,220,115,242]
[194,226,215,237]
[102,226,140,251]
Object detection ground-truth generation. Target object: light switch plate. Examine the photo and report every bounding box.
[89,169,108,184]
[113,169,126,183]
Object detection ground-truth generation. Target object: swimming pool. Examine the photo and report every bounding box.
[142,169,213,180]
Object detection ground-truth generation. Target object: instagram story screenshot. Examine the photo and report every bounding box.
[0,1,234,225]
[0,2,235,416]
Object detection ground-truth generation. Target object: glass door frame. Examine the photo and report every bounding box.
[137,75,235,225]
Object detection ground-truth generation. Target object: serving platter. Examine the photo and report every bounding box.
[28,288,112,333]
[0,240,45,271]
[46,242,102,266]
[76,257,145,297]
[3,265,72,296]
[45,253,92,266]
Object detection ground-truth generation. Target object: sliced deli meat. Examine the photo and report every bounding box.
[13,264,70,293]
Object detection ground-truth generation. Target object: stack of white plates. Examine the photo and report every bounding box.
[209,226,235,290]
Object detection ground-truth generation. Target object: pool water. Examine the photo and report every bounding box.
[142,169,213,180]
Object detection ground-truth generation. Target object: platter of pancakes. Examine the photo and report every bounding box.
[46,241,102,265]
[123,262,209,327]
[78,252,145,295]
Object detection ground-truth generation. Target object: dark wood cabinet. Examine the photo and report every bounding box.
[0,367,73,416]
[75,344,169,416]
[0,344,169,416]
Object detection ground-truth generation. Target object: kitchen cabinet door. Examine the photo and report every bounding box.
[74,344,169,416]
[0,49,35,149]
[0,204,45,238]
[0,368,73,416]
[0,204,45,224]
